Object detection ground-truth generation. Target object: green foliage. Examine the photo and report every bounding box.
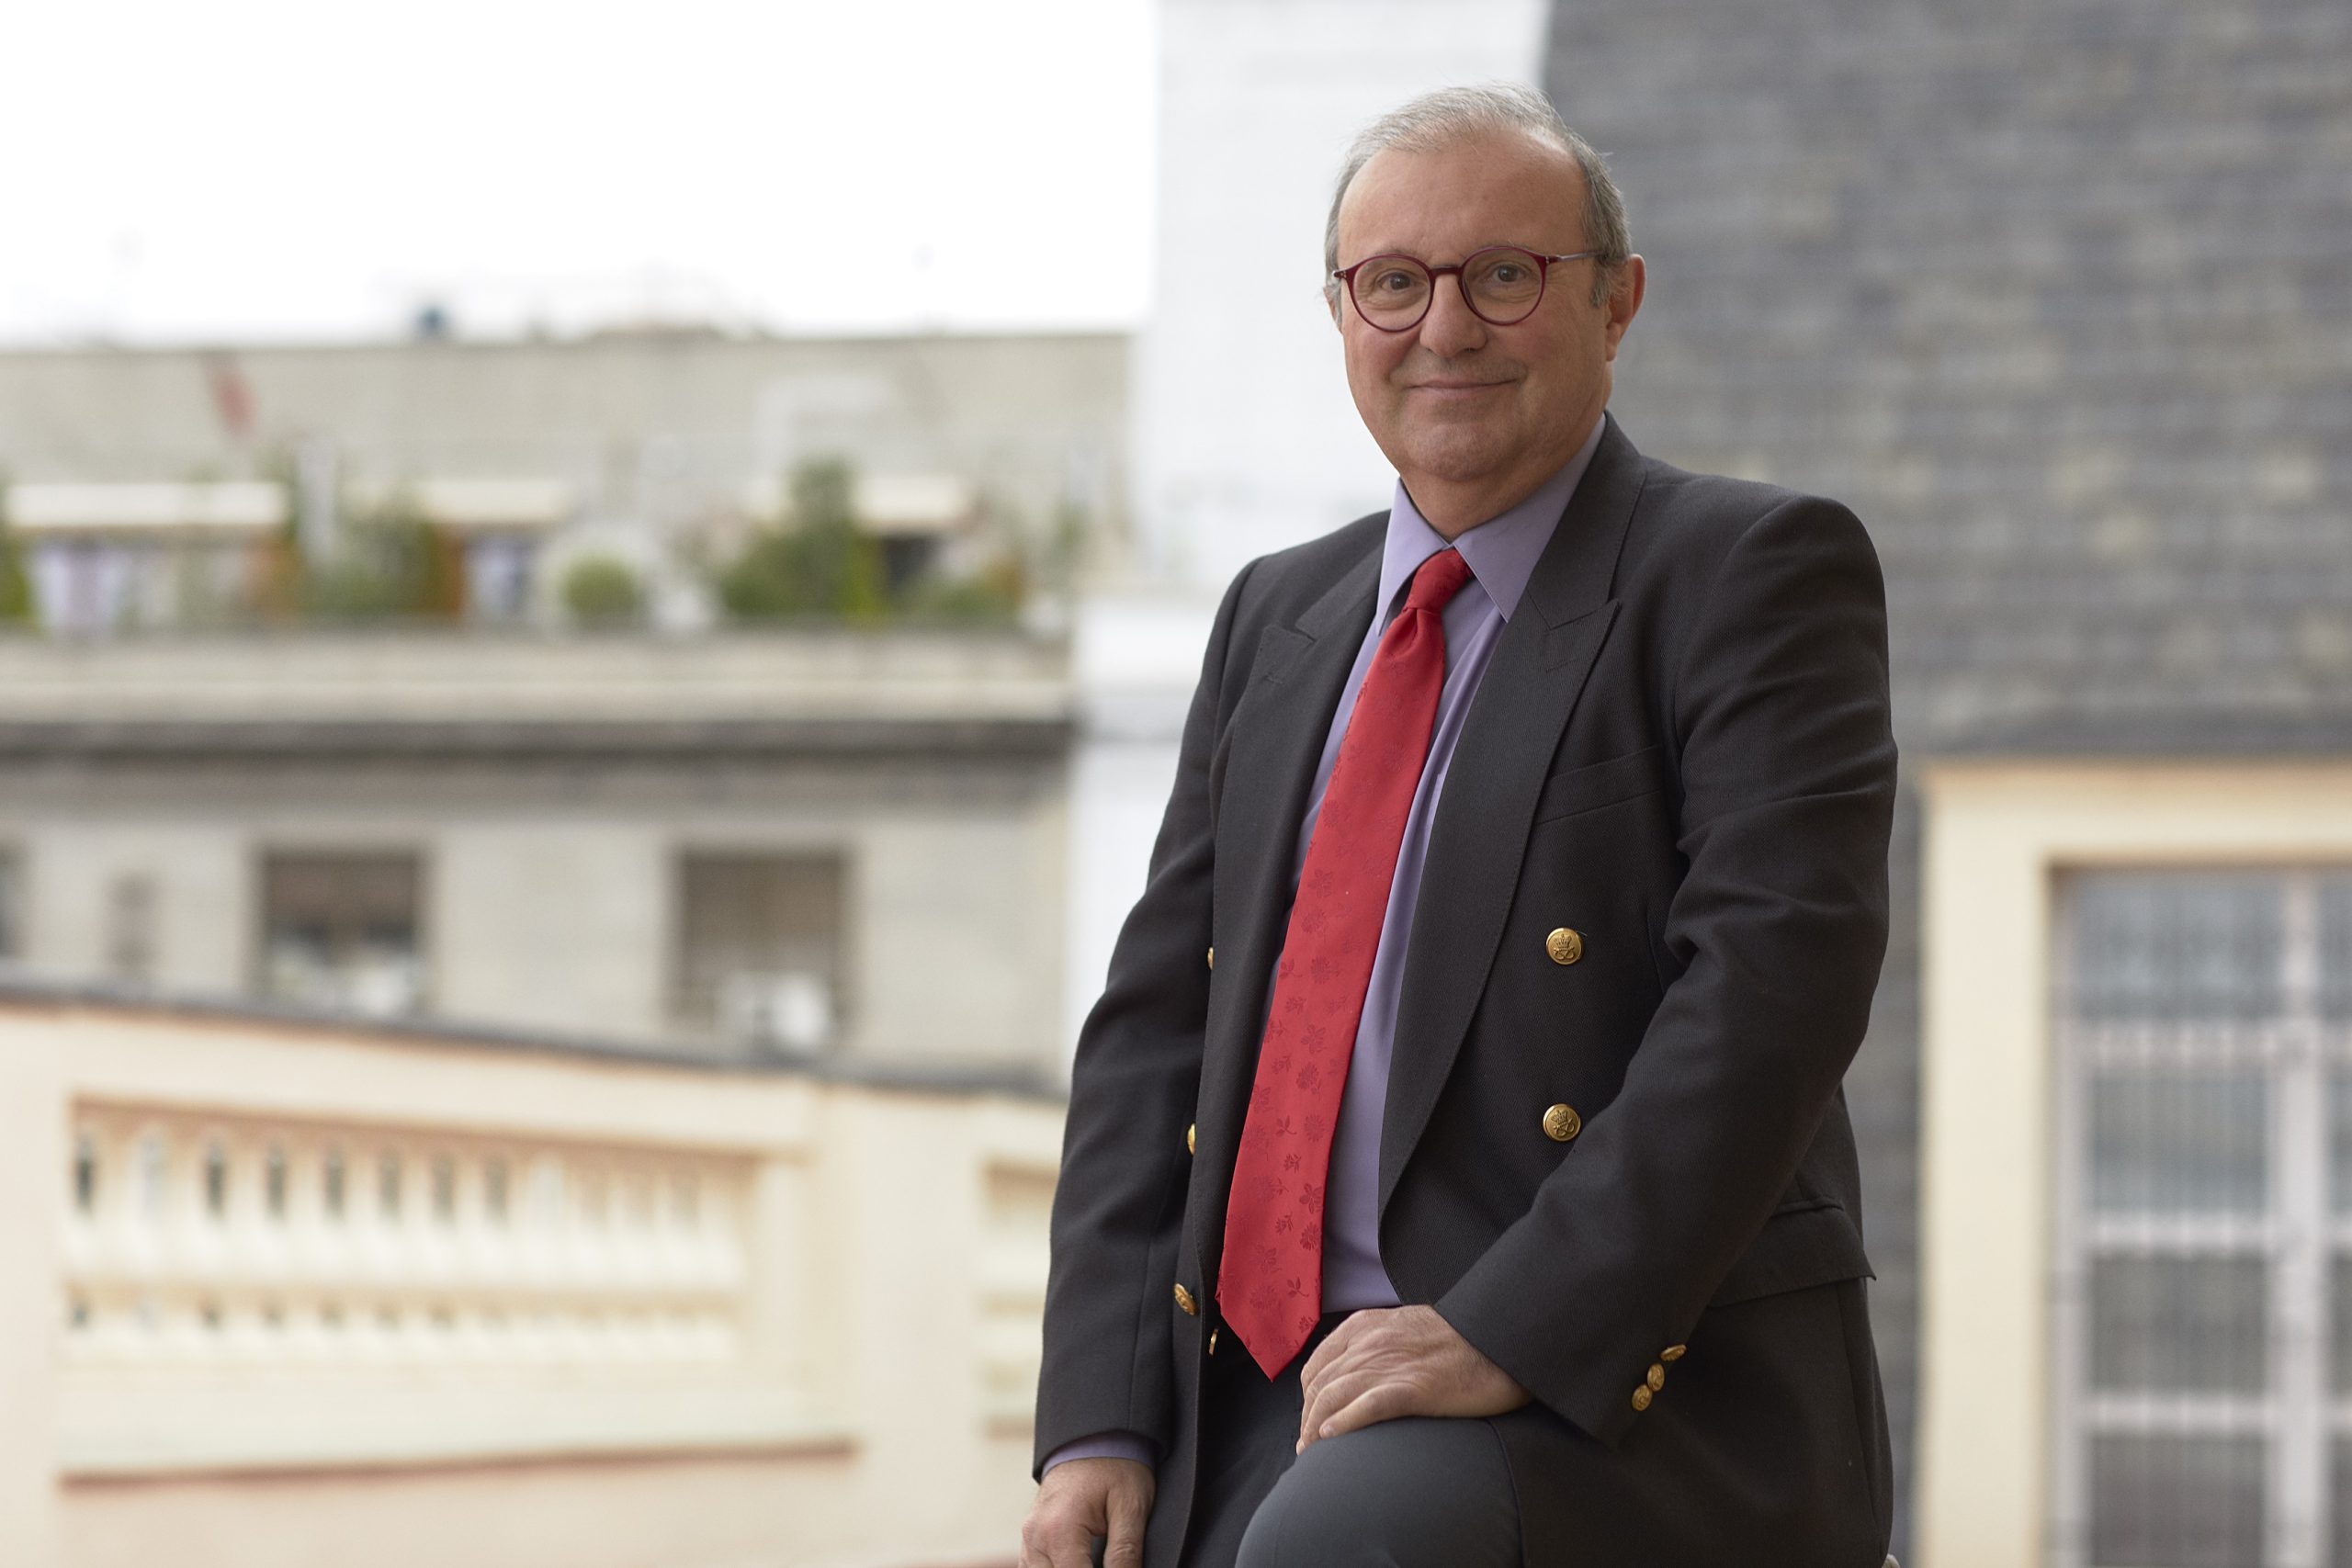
[0,473,30,625]
[898,553,1025,623]
[304,490,465,622]
[717,457,889,622]
[560,554,647,627]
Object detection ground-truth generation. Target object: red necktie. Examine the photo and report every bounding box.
[1217,547,1476,1377]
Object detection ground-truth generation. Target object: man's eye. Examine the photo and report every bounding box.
[1371,270,1419,294]
[1488,264,1528,285]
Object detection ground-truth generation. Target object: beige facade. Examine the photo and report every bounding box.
[0,991,1060,1568]
[1915,761,2352,1568]
[0,632,1070,1071]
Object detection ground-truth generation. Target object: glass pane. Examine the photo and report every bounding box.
[2089,1071,2268,1214]
[2335,1074,2352,1216]
[2322,877,2352,1023]
[2334,1438,2352,1568]
[2089,1256,2267,1394]
[260,852,424,1015]
[2065,873,2285,1022]
[2089,1435,2265,1568]
[2337,1256,2352,1398]
[674,852,846,1047]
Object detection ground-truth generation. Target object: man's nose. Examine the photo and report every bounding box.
[1417,272,1488,356]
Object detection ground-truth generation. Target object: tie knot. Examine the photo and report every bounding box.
[1404,548,1475,615]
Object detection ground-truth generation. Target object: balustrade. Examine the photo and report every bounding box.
[0,994,1063,1567]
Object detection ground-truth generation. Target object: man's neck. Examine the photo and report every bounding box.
[1403,410,1605,540]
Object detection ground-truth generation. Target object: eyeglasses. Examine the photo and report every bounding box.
[1331,244,1600,333]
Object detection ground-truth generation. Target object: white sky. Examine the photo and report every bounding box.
[1,0,1157,345]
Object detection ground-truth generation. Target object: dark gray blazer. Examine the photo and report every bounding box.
[1036,415,1899,1567]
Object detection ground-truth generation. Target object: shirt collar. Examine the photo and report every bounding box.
[1376,412,1608,624]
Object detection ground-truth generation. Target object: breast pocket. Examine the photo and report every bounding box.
[1531,743,1667,825]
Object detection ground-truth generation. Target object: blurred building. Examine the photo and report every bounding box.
[0,329,1126,634]
[0,632,1069,1069]
[0,331,1102,1567]
[1538,0,2352,1563]
[0,329,1114,1077]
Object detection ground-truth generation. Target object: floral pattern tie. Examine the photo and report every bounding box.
[1216,547,1476,1377]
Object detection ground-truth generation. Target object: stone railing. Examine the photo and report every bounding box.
[0,987,1064,1568]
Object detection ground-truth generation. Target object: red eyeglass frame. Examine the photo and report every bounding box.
[1331,244,1601,332]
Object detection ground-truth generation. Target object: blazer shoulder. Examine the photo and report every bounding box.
[1619,453,1878,595]
[1219,509,1386,631]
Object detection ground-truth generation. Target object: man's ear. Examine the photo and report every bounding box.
[1602,254,1646,360]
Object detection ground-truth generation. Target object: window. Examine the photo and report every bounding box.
[107,873,158,984]
[673,852,846,1053]
[463,536,537,622]
[258,852,425,1016]
[2053,869,2352,1567]
[0,848,22,964]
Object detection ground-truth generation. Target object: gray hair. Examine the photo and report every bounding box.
[1323,84,1630,309]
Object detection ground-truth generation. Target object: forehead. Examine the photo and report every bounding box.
[1337,130,1587,261]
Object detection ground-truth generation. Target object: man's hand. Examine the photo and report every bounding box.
[1295,1304,1530,1453]
[1020,1456,1154,1568]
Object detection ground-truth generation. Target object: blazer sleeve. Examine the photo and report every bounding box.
[1032,559,1256,1476]
[1433,494,1897,1450]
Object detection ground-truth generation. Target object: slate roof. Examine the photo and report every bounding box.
[1548,0,2352,755]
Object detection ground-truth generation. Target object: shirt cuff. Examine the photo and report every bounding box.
[1042,1430,1159,1474]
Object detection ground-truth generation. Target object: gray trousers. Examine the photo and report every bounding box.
[1175,1314,1522,1568]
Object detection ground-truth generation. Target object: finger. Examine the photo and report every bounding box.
[1102,1480,1150,1568]
[1044,1525,1097,1568]
[1296,1348,1359,1446]
[1298,1307,1369,1395]
[1296,1312,1373,1427]
[1024,1503,1099,1568]
[1298,1368,1384,1450]
[1316,1378,1415,1442]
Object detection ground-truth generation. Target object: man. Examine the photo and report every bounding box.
[1023,85,1896,1568]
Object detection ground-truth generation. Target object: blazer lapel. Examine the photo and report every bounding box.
[1377,416,1648,1219]
[1193,544,1381,1278]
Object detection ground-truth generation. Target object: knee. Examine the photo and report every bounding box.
[1235,1420,1513,1568]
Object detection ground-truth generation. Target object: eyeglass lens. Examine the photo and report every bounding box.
[1351,247,1548,328]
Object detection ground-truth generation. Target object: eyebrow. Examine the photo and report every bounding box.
[1346,240,1562,263]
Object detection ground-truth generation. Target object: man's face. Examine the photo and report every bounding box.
[1332,130,1643,528]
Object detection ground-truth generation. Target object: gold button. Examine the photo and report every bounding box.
[1646,1363,1666,1392]
[1207,1328,1219,1356]
[1186,1122,1196,1156]
[1541,1103,1582,1143]
[1544,927,1584,965]
[1173,1283,1198,1316]
[1206,946,1215,971]
[1661,1344,1686,1362]
[1631,1384,1653,1412]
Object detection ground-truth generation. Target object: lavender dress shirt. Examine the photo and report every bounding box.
[1046,416,1607,1474]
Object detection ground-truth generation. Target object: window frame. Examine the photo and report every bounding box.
[251,846,432,1016]
[1915,761,2352,1568]
[2048,867,2342,1567]
[667,844,853,1053]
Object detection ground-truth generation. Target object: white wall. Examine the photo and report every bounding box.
[1132,0,1550,589]
[1064,0,1549,1057]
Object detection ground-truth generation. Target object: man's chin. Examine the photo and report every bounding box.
[1395,434,1519,484]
